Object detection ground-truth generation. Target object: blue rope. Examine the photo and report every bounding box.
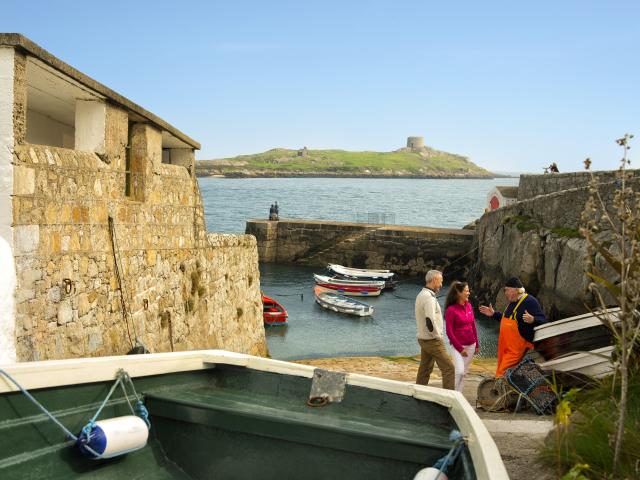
[0,367,150,459]
[79,369,151,449]
[431,429,466,478]
[0,368,79,441]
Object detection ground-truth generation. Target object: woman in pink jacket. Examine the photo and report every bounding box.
[444,281,479,392]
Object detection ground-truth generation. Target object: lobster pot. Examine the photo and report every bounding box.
[476,377,517,412]
[78,415,149,459]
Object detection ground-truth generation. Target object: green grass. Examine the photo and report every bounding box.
[540,373,640,479]
[502,214,540,233]
[196,147,492,176]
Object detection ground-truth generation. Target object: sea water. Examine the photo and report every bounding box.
[259,263,500,360]
[199,177,517,359]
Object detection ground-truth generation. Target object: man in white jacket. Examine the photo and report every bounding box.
[415,270,455,389]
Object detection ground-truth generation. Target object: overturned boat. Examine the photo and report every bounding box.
[0,351,507,479]
[533,308,621,379]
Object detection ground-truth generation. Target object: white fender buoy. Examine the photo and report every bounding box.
[77,415,149,459]
[413,467,448,480]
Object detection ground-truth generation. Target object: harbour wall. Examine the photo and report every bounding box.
[517,169,639,201]
[246,219,475,277]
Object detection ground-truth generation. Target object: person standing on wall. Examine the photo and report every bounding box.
[415,270,455,390]
[444,281,479,392]
[479,277,547,377]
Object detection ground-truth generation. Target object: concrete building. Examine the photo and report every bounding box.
[0,34,266,362]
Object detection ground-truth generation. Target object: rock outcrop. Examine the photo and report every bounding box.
[469,173,638,319]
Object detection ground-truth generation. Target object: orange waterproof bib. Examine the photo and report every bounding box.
[495,294,534,377]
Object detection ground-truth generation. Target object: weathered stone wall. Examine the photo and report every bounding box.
[503,177,639,230]
[246,219,475,277]
[11,107,266,361]
[518,169,639,201]
[470,176,639,319]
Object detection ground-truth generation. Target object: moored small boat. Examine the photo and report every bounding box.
[314,286,375,316]
[0,351,508,479]
[262,293,288,325]
[328,264,395,280]
[313,275,383,297]
[327,264,397,290]
[313,274,386,289]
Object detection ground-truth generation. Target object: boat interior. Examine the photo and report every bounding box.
[0,356,478,479]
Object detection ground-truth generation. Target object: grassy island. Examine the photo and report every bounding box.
[196,146,494,178]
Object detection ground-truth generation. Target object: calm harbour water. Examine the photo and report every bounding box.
[259,263,501,360]
[198,177,517,360]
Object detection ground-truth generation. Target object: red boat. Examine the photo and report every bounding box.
[262,293,288,326]
[313,282,382,296]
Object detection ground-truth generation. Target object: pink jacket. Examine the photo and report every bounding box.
[445,302,479,352]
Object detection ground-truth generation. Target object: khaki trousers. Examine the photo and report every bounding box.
[416,338,455,390]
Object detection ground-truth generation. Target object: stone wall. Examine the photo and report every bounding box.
[246,219,475,277]
[469,176,639,319]
[11,111,266,361]
[518,169,639,200]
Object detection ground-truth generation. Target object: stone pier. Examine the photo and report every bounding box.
[246,219,475,277]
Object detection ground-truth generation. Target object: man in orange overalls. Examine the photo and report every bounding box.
[479,277,547,377]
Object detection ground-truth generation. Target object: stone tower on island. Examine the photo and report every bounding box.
[406,136,425,151]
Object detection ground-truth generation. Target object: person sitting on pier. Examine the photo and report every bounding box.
[479,277,547,377]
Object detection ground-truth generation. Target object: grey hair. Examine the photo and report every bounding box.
[425,270,443,285]
[518,287,526,294]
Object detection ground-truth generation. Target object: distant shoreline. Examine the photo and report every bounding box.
[196,172,516,179]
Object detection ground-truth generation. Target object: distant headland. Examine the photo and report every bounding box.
[196,137,495,178]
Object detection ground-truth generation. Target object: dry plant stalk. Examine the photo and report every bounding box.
[580,133,639,476]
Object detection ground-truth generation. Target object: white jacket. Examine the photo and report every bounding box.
[415,287,444,340]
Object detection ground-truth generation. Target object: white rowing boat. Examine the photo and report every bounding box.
[327,264,395,280]
[314,286,375,316]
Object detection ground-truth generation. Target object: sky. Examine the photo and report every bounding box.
[2,1,639,173]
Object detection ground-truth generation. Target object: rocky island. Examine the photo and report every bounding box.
[196,136,494,178]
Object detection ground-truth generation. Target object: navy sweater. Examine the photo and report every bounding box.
[491,294,547,343]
